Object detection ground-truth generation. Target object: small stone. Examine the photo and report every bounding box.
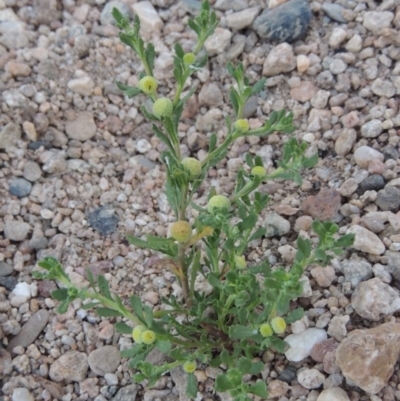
[327,315,349,341]
[360,175,385,192]
[351,278,400,321]
[345,34,363,53]
[339,178,358,197]
[187,132,207,151]
[277,365,297,383]
[131,1,163,34]
[136,138,152,153]
[297,54,310,73]
[361,119,382,138]
[198,83,223,107]
[4,220,30,241]
[329,59,347,75]
[329,27,347,49]
[342,256,373,288]
[346,225,385,255]
[88,207,118,236]
[321,4,347,23]
[5,61,31,77]
[301,188,341,221]
[88,346,121,376]
[310,338,337,363]
[264,213,290,237]
[0,123,22,149]
[354,146,384,169]
[268,380,289,398]
[263,42,296,76]
[253,0,311,43]
[317,387,350,401]
[226,7,260,30]
[23,161,42,182]
[310,266,336,287]
[0,262,13,277]
[336,323,400,394]
[22,121,37,141]
[311,90,330,109]
[7,310,49,352]
[297,368,325,389]
[67,76,94,96]
[50,351,88,383]
[100,1,131,26]
[9,178,32,198]
[375,187,400,212]
[65,111,97,141]
[363,11,394,33]
[335,128,356,156]
[12,282,31,298]
[204,27,232,55]
[285,328,327,362]
[111,384,138,401]
[290,81,318,102]
[371,78,396,98]
[12,388,34,401]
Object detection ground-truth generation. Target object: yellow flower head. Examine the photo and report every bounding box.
[138,76,158,95]
[170,221,192,242]
[270,317,286,334]
[183,53,196,65]
[183,360,197,373]
[260,323,273,337]
[234,119,249,133]
[181,157,202,180]
[234,255,247,269]
[251,166,267,179]
[153,97,173,119]
[132,325,146,343]
[141,329,156,344]
[207,195,231,214]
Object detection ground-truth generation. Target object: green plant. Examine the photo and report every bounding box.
[34,2,354,400]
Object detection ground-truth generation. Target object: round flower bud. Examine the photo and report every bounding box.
[181,157,202,180]
[260,323,273,337]
[207,195,231,214]
[183,53,196,65]
[153,97,173,119]
[132,325,146,343]
[234,119,249,133]
[170,221,192,242]
[251,166,267,179]
[234,255,246,269]
[183,361,197,373]
[141,330,156,345]
[138,76,158,95]
[270,317,286,334]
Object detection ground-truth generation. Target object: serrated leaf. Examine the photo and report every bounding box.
[142,304,154,328]
[57,300,69,314]
[51,288,68,301]
[237,358,252,374]
[155,340,171,353]
[96,307,122,317]
[286,308,305,324]
[174,42,184,59]
[248,227,266,242]
[215,374,234,392]
[303,153,318,168]
[186,373,198,398]
[248,361,264,375]
[248,381,268,398]
[115,322,133,335]
[270,337,288,353]
[297,236,311,259]
[97,275,113,300]
[121,345,143,358]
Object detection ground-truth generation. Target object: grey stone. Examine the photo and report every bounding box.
[375,187,400,212]
[253,0,312,43]
[111,384,138,401]
[170,367,190,401]
[0,276,18,291]
[9,178,32,197]
[0,122,22,149]
[321,3,347,23]
[23,161,42,182]
[264,213,290,237]
[371,78,396,98]
[360,175,385,192]
[0,262,13,277]
[74,35,93,58]
[214,0,247,11]
[385,251,400,280]
[0,32,29,49]
[342,257,373,288]
[7,310,49,352]
[4,220,30,241]
[65,111,97,141]
[101,1,131,26]
[88,207,118,236]
[88,346,121,376]
[243,96,258,118]
[382,145,399,161]
[361,119,382,138]
[49,351,88,383]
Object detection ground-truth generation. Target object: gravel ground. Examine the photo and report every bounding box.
[1,0,400,400]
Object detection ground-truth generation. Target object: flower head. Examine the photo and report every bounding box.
[181,157,202,180]
[141,329,156,344]
[270,317,286,334]
[153,97,173,119]
[260,323,273,337]
[183,53,196,65]
[170,221,192,242]
[234,119,249,133]
[207,195,230,214]
[138,76,158,95]
[251,166,267,179]
[132,325,146,343]
[183,360,197,373]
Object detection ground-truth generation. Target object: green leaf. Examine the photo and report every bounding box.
[270,336,288,353]
[303,153,318,168]
[208,274,223,289]
[97,275,113,300]
[248,227,266,242]
[229,87,240,116]
[130,295,144,322]
[239,213,257,230]
[96,307,122,317]
[188,19,200,35]
[334,233,355,248]
[237,358,252,374]
[81,301,99,310]
[155,340,171,353]
[142,305,154,328]
[57,299,69,314]
[174,42,184,59]
[86,267,96,289]
[248,381,268,398]
[296,236,311,259]
[286,308,304,324]
[215,374,234,392]
[121,345,143,358]
[115,81,141,98]
[51,288,68,301]
[145,43,155,74]
[250,79,266,95]
[220,350,233,366]
[248,361,264,375]
[229,325,257,340]
[115,322,133,335]
[187,373,198,398]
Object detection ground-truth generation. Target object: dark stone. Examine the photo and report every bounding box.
[359,175,385,192]
[278,365,297,383]
[375,187,400,212]
[88,207,118,236]
[0,262,13,277]
[28,140,52,150]
[252,0,312,43]
[9,178,32,198]
[382,145,399,161]
[0,276,17,291]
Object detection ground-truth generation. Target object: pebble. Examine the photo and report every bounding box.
[65,111,97,141]
[12,388,34,401]
[346,225,385,255]
[88,346,121,376]
[310,266,336,287]
[204,27,232,55]
[49,351,88,383]
[4,220,31,241]
[339,178,358,197]
[363,11,394,33]
[22,121,37,141]
[100,1,131,26]
[264,213,290,237]
[131,2,164,33]
[9,178,32,198]
[346,34,363,53]
[284,328,327,362]
[88,207,119,236]
[0,122,22,149]
[310,338,337,363]
[320,4,347,23]
[7,310,49,352]
[353,146,384,168]
[329,28,347,49]
[290,81,318,102]
[23,161,42,182]
[334,128,356,156]
[297,368,325,389]
[301,188,341,221]
[226,7,260,31]
[12,282,31,298]
[317,387,350,401]
[263,42,296,76]
[268,379,289,397]
[0,262,13,277]
[327,315,349,341]
[198,83,223,107]
[253,0,312,43]
[359,175,385,192]
[351,278,400,321]
[111,384,138,401]
[342,257,373,288]
[371,78,396,98]
[375,187,400,212]
[67,76,95,96]
[361,119,382,138]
